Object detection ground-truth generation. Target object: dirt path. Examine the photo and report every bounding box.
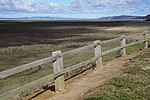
[27,50,143,100]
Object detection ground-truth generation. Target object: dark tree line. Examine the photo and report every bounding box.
[145,14,150,21]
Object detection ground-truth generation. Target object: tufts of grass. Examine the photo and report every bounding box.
[125,66,149,75]
[102,51,119,62]
[0,21,149,96]
[126,42,144,54]
[86,91,149,100]
[110,77,136,89]
[85,49,150,100]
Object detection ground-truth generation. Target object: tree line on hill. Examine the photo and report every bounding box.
[145,14,150,21]
[0,14,149,21]
[98,14,150,21]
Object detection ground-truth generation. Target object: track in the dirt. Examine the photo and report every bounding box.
[24,50,143,100]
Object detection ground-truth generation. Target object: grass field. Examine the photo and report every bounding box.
[0,20,150,47]
[0,20,150,95]
[84,49,150,100]
[0,20,150,71]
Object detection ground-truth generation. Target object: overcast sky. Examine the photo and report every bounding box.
[0,0,150,18]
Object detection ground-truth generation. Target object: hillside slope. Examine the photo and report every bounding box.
[23,48,147,100]
[85,49,150,100]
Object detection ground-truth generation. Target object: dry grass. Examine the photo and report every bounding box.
[0,20,150,95]
[85,49,150,100]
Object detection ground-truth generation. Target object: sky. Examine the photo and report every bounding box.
[0,0,150,18]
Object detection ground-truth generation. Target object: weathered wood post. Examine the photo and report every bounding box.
[120,35,126,56]
[94,40,103,68]
[52,51,65,92]
[143,33,148,49]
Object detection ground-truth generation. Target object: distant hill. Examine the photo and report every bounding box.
[98,15,145,20]
[145,14,150,21]
[0,14,149,20]
[0,16,87,20]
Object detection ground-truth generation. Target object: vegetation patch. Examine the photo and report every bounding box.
[0,20,149,96]
[85,49,150,100]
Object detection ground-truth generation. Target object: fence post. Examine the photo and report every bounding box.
[143,33,148,49]
[94,40,103,68]
[52,51,65,92]
[120,35,126,57]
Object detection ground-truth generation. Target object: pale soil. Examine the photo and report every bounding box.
[24,50,143,100]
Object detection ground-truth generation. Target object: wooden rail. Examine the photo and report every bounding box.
[0,31,149,100]
[0,44,98,78]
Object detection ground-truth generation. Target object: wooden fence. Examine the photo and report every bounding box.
[0,31,149,100]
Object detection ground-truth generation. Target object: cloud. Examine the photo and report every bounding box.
[71,0,144,8]
[0,0,149,17]
[0,0,63,13]
[69,0,146,14]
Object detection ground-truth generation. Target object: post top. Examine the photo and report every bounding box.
[94,40,101,43]
[94,40,101,47]
[120,35,126,40]
[52,51,61,56]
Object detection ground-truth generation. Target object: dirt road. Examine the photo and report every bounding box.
[26,50,143,100]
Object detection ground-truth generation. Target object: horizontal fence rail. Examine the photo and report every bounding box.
[0,31,148,79]
[125,31,148,39]
[0,31,149,100]
[0,43,98,79]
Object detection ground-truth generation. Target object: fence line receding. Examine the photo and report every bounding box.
[0,31,149,100]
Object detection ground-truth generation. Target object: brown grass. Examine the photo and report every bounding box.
[0,20,150,95]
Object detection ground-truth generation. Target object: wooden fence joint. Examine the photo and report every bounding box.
[143,32,148,49]
[94,40,103,68]
[120,35,126,56]
[52,51,65,92]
